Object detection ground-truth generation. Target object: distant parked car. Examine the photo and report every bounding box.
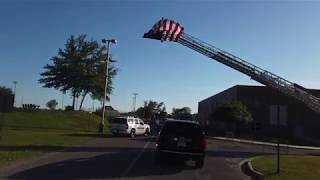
[111,116,150,138]
[155,120,206,168]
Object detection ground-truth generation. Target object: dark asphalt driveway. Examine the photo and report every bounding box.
[2,135,320,180]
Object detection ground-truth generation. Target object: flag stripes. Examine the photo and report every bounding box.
[151,18,184,42]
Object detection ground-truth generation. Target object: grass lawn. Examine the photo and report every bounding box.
[0,110,110,166]
[251,155,320,180]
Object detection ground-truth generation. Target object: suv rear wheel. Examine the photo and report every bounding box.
[195,157,204,168]
[144,128,150,136]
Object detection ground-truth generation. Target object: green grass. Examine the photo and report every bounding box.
[251,155,320,180]
[0,110,104,131]
[0,110,110,166]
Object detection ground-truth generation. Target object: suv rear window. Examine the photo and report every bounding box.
[113,118,127,124]
[161,121,202,138]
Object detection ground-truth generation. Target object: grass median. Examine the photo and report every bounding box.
[251,155,320,180]
[0,110,110,166]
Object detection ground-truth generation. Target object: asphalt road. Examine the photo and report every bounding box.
[2,136,320,180]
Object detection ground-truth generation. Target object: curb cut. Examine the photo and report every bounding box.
[239,158,263,180]
[238,158,252,180]
[248,159,264,177]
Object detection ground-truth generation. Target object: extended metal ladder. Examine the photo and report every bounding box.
[144,19,320,113]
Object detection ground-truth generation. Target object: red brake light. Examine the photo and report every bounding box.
[156,136,160,147]
[201,137,207,149]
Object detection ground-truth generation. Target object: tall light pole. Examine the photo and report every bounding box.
[132,93,138,112]
[100,38,117,134]
[12,81,17,107]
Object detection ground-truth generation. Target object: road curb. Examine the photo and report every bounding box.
[239,158,263,180]
[209,136,320,151]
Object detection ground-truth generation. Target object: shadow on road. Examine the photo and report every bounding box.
[7,147,273,180]
[5,137,320,179]
[9,148,184,180]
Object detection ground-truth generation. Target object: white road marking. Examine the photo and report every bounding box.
[119,139,151,179]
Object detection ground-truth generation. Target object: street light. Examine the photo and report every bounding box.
[12,81,17,107]
[99,38,117,134]
[132,93,138,112]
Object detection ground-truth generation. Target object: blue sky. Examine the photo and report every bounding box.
[1,1,320,113]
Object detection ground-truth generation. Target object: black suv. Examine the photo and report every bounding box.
[155,120,206,168]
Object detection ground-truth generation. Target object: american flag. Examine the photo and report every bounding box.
[145,18,184,42]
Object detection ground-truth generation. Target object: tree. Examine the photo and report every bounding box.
[0,86,13,96]
[39,35,118,110]
[212,100,253,136]
[46,99,58,110]
[171,107,192,120]
[88,56,118,104]
[135,100,166,119]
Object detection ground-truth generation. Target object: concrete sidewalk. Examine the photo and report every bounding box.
[209,136,320,151]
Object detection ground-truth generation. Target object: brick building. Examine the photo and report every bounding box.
[198,85,320,144]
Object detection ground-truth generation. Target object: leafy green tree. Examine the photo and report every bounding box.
[212,100,253,136]
[0,86,13,96]
[171,107,192,120]
[136,100,166,119]
[46,99,58,110]
[88,56,118,104]
[39,35,118,110]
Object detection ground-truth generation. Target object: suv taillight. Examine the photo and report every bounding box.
[156,136,160,147]
[125,123,128,129]
[201,137,207,149]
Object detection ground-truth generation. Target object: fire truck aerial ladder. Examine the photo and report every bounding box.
[143,18,320,113]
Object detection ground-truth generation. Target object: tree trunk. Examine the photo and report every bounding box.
[72,91,76,110]
[79,91,88,110]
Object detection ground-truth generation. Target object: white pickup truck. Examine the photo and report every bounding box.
[111,116,150,137]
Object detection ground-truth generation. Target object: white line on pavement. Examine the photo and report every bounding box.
[119,139,151,179]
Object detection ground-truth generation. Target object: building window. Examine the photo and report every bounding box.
[269,105,287,126]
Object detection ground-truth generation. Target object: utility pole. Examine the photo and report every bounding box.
[100,38,117,134]
[12,81,17,107]
[132,93,138,112]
